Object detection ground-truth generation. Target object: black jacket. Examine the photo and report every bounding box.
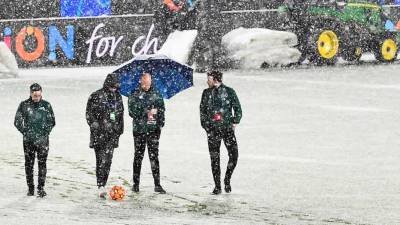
[14,97,55,145]
[128,86,165,135]
[86,77,124,148]
[200,84,242,131]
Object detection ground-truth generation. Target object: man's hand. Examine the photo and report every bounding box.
[147,108,158,121]
[104,122,113,133]
[90,122,100,130]
[232,124,238,130]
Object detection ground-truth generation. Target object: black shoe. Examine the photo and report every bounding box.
[132,185,139,193]
[37,189,47,198]
[212,187,222,195]
[224,184,231,193]
[98,186,107,199]
[27,186,34,196]
[224,178,231,193]
[154,185,166,194]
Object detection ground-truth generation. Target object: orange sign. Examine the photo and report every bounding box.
[15,26,45,62]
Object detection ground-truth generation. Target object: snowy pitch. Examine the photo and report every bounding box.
[0,65,399,224]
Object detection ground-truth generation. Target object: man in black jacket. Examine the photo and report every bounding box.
[128,72,166,194]
[200,71,242,195]
[14,83,56,197]
[86,73,124,198]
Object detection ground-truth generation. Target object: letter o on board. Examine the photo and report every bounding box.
[16,26,45,62]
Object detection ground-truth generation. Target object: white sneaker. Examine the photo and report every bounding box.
[98,186,107,199]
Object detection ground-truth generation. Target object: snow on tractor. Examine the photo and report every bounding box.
[279,0,399,65]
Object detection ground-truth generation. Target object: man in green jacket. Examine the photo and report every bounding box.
[128,72,166,194]
[200,70,242,195]
[14,83,55,197]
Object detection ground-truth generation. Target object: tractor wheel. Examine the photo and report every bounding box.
[342,47,362,62]
[374,37,398,62]
[309,28,340,65]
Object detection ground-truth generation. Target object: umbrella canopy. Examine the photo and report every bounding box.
[114,55,193,99]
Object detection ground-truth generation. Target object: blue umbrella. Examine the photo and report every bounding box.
[114,55,193,99]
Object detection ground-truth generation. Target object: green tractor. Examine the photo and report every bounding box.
[279,0,399,65]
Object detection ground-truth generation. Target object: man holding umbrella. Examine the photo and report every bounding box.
[128,72,166,194]
[114,55,193,193]
[200,70,242,195]
[86,73,124,198]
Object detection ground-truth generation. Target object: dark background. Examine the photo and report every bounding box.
[1,0,399,68]
[1,1,399,20]
[0,0,287,19]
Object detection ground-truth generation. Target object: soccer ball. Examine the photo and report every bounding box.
[109,185,126,201]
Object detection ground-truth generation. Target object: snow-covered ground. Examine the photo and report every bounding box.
[1,64,400,224]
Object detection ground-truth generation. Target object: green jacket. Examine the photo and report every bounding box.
[128,86,165,134]
[200,84,242,131]
[14,98,56,142]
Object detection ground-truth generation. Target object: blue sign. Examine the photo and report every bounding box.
[61,0,111,17]
[385,20,396,31]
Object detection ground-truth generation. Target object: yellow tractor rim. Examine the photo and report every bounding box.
[317,30,339,59]
[355,47,362,56]
[381,39,398,61]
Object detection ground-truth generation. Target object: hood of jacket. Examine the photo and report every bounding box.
[103,73,120,90]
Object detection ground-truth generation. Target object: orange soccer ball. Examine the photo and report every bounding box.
[109,185,126,201]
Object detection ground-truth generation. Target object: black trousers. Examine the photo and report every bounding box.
[23,140,49,190]
[94,142,114,188]
[207,127,239,188]
[133,130,161,186]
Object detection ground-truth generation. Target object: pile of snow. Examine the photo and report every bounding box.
[222,27,301,69]
[0,42,18,78]
[157,30,198,64]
